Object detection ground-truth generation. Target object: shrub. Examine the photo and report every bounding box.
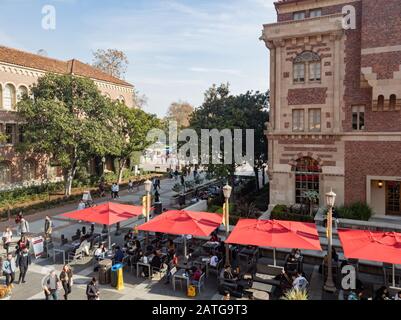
[336,202,373,221]
[271,204,315,222]
[281,289,308,300]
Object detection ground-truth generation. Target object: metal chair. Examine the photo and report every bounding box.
[192,273,206,294]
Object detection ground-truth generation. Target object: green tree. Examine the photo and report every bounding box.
[111,103,160,183]
[190,84,269,192]
[17,74,117,195]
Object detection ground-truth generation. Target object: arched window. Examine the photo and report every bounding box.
[22,159,36,181]
[17,86,28,102]
[293,51,321,83]
[295,157,320,204]
[3,84,16,110]
[0,162,11,185]
[118,96,125,104]
[390,94,396,110]
[378,95,384,110]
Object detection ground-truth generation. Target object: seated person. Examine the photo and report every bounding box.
[223,265,237,280]
[191,267,203,284]
[113,246,125,263]
[374,286,391,300]
[94,243,107,260]
[150,250,162,270]
[292,272,309,291]
[164,253,179,284]
[394,291,401,301]
[167,240,175,255]
[124,230,134,243]
[210,232,219,242]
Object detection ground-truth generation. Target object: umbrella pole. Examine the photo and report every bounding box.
[273,248,276,266]
[184,236,187,262]
[108,226,111,249]
[393,264,396,287]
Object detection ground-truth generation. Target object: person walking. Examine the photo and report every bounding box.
[16,235,30,255]
[44,216,53,240]
[115,183,120,198]
[2,253,16,287]
[42,270,61,300]
[98,179,106,197]
[60,264,73,300]
[86,277,100,300]
[19,217,29,236]
[2,227,13,255]
[128,180,134,192]
[16,247,31,284]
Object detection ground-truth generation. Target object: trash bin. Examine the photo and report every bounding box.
[111,263,124,290]
[98,259,112,285]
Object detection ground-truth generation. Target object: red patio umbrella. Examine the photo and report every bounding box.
[137,210,223,258]
[226,219,322,265]
[338,229,401,286]
[62,202,143,247]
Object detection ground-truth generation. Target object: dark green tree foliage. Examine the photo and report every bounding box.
[17,74,117,195]
[190,84,269,190]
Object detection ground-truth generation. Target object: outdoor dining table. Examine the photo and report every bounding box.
[173,269,189,291]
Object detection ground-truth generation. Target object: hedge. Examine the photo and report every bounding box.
[336,202,373,221]
[271,204,315,222]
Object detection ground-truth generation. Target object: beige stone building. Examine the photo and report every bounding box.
[261,0,401,216]
[0,45,134,188]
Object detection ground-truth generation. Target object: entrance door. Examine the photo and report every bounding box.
[386,181,401,216]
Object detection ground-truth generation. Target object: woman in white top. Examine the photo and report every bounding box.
[2,227,13,254]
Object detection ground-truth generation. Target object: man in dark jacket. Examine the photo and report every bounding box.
[86,277,100,300]
[44,216,53,240]
[16,247,31,284]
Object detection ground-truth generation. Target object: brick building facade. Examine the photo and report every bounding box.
[0,46,134,189]
[261,0,401,216]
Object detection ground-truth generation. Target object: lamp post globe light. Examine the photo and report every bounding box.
[324,188,337,293]
[223,184,232,267]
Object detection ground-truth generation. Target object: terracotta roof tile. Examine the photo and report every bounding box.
[0,45,133,87]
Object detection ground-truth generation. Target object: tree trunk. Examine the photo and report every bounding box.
[117,158,126,184]
[64,164,77,196]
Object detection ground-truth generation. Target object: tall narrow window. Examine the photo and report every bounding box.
[378,95,384,110]
[3,84,16,110]
[390,94,396,110]
[309,9,322,18]
[17,86,28,102]
[293,11,305,20]
[5,124,14,144]
[352,106,365,130]
[309,62,321,81]
[293,63,305,83]
[295,157,320,205]
[309,109,321,132]
[18,125,25,144]
[293,109,304,132]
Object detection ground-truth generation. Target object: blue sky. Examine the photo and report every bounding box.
[0,0,276,116]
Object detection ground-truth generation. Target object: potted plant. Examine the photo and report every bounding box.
[281,288,308,300]
[0,285,11,300]
[303,190,319,217]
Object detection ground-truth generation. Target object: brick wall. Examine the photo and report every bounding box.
[361,0,401,49]
[345,141,401,204]
[288,87,328,105]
